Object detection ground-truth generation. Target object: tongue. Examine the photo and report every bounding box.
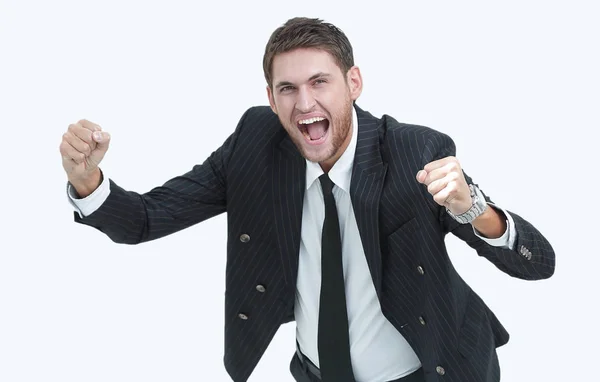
[306,120,328,140]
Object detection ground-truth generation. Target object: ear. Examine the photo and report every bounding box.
[266,85,277,115]
[346,66,363,101]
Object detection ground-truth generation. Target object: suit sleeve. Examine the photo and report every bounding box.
[72,108,252,245]
[420,132,555,280]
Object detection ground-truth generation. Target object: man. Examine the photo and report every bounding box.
[59,17,555,382]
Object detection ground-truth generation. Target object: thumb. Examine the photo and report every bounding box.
[416,170,427,184]
[92,131,111,151]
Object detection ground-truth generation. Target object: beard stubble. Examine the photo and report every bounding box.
[281,96,353,165]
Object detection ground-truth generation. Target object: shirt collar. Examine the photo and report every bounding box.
[305,106,358,193]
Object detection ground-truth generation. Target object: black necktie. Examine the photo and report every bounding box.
[318,174,355,382]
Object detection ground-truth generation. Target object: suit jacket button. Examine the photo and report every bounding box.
[240,234,250,243]
[256,284,266,293]
[436,366,446,376]
[417,266,425,275]
[238,313,249,320]
[419,316,426,326]
[519,245,532,260]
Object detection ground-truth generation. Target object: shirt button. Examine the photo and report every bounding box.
[256,284,266,293]
[240,234,250,243]
[436,366,446,376]
[419,316,426,326]
[417,266,425,275]
[238,313,249,320]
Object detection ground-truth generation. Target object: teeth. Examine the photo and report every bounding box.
[299,117,325,124]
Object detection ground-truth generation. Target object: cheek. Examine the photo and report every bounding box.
[274,96,293,115]
[322,89,348,114]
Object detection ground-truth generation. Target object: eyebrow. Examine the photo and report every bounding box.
[275,72,332,89]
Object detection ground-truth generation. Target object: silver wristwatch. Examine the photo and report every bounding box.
[445,184,488,224]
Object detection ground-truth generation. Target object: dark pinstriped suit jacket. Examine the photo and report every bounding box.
[73,104,555,382]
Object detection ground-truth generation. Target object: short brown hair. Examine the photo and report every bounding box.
[262,17,355,89]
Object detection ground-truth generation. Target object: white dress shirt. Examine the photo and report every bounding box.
[67,109,516,382]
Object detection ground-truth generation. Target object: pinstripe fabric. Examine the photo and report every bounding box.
[73,105,555,382]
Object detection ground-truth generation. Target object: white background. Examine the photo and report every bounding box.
[1,0,598,381]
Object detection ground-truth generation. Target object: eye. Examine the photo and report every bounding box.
[280,86,295,93]
[314,79,327,85]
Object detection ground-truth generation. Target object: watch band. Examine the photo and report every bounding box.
[445,184,487,224]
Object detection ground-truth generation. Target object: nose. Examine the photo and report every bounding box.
[296,86,316,113]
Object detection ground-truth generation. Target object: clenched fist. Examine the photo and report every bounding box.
[59,119,111,197]
[416,156,472,216]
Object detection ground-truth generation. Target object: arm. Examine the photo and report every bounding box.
[471,203,508,241]
[471,203,517,250]
[421,132,555,280]
[72,108,251,244]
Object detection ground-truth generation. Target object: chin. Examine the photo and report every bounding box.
[294,136,335,163]
[303,151,334,164]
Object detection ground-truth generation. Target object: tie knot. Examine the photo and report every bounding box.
[319,174,334,196]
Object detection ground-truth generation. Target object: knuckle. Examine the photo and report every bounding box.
[70,124,83,135]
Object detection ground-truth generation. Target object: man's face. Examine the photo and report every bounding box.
[267,48,362,169]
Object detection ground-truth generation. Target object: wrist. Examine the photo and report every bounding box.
[445,184,487,224]
[69,168,102,198]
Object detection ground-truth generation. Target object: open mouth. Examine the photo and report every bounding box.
[297,116,330,145]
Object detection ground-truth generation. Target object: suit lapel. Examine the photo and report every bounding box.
[350,105,388,298]
[272,132,306,293]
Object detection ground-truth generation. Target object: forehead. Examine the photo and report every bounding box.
[271,48,342,83]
